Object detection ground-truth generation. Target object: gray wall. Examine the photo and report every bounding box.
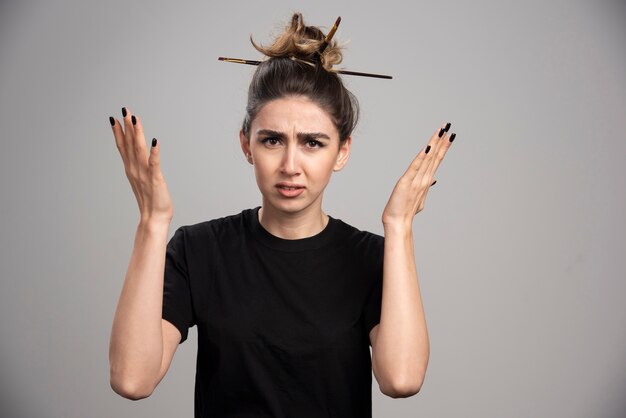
[1,0,625,417]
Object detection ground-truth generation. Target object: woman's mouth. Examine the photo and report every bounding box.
[276,183,305,197]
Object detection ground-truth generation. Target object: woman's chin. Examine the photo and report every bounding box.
[262,194,320,215]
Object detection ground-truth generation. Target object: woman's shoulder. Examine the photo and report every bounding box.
[173,208,256,240]
[330,216,384,254]
[332,215,383,239]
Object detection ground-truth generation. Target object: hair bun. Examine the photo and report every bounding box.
[250,12,343,72]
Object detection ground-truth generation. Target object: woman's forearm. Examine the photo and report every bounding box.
[109,220,170,399]
[374,222,430,395]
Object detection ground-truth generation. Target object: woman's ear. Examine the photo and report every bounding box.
[333,136,352,172]
[239,130,253,164]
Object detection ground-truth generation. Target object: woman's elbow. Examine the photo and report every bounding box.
[382,372,425,398]
[110,373,155,400]
[387,383,422,398]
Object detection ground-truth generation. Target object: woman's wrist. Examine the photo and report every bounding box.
[137,217,171,234]
[382,218,413,238]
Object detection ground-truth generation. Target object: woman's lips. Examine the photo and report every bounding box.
[276,183,305,198]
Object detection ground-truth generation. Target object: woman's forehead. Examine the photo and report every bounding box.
[251,97,338,137]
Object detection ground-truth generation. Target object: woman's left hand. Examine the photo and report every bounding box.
[382,122,456,228]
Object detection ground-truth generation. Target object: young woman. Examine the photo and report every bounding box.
[108,12,455,418]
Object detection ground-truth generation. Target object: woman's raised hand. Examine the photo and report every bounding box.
[109,107,174,225]
[382,122,456,229]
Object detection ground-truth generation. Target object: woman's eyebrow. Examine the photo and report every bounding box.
[298,132,331,141]
[256,129,285,139]
[256,129,331,140]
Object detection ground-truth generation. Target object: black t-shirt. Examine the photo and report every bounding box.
[162,207,384,418]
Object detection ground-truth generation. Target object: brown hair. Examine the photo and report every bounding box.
[241,13,359,143]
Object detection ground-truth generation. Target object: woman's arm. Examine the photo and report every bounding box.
[370,224,429,398]
[108,109,179,400]
[109,221,178,400]
[370,122,455,398]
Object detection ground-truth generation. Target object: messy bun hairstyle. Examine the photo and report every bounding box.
[241,13,359,144]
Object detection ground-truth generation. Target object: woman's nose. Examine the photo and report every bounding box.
[280,145,301,176]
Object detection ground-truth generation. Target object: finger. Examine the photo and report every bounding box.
[402,133,436,178]
[429,122,450,163]
[406,122,448,174]
[130,113,149,165]
[110,115,131,169]
[121,106,134,146]
[405,122,447,186]
[120,106,140,165]
[148,137,163,178]
[424,131,456,182]
[402,150,426,178]
[418,121,454,178]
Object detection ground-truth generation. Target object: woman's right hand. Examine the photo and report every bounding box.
[110,107,174,225]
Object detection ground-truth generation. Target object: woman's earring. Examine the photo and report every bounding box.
[246,153,253,164]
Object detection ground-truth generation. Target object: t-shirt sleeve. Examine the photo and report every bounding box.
[162,226,195,344]
[362,235,384,346]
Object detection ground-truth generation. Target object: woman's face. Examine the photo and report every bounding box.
[240,95,351,216]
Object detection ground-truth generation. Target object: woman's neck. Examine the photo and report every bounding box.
[258,202,329,240]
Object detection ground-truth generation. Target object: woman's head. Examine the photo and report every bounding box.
[241,13,359,144]
[241,95,351,216]
[239,13,357,216]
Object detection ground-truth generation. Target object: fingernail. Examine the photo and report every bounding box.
[152,138,157,147]
[431,180,437,186]
[109,116,114,126]
[425,145,431,154]
[438,128,445,138]
[132,115,136,125]
[449,133,456,143]
[122,107,127,117]
[444,122,451,132]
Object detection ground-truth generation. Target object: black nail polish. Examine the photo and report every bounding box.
[425,145,431,154]
[109,116,114,126]
[438,128,444,138]
[122,107,127,117]
[444,122,451,132]
[449,133,456,143]
[431,180,437,186]
[152,138,157,147]
[132,115,136,125]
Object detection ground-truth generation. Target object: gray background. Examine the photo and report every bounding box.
[1,0,625,417]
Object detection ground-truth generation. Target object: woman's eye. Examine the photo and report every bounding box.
[261,137,280,146]
[305,140,323,148]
